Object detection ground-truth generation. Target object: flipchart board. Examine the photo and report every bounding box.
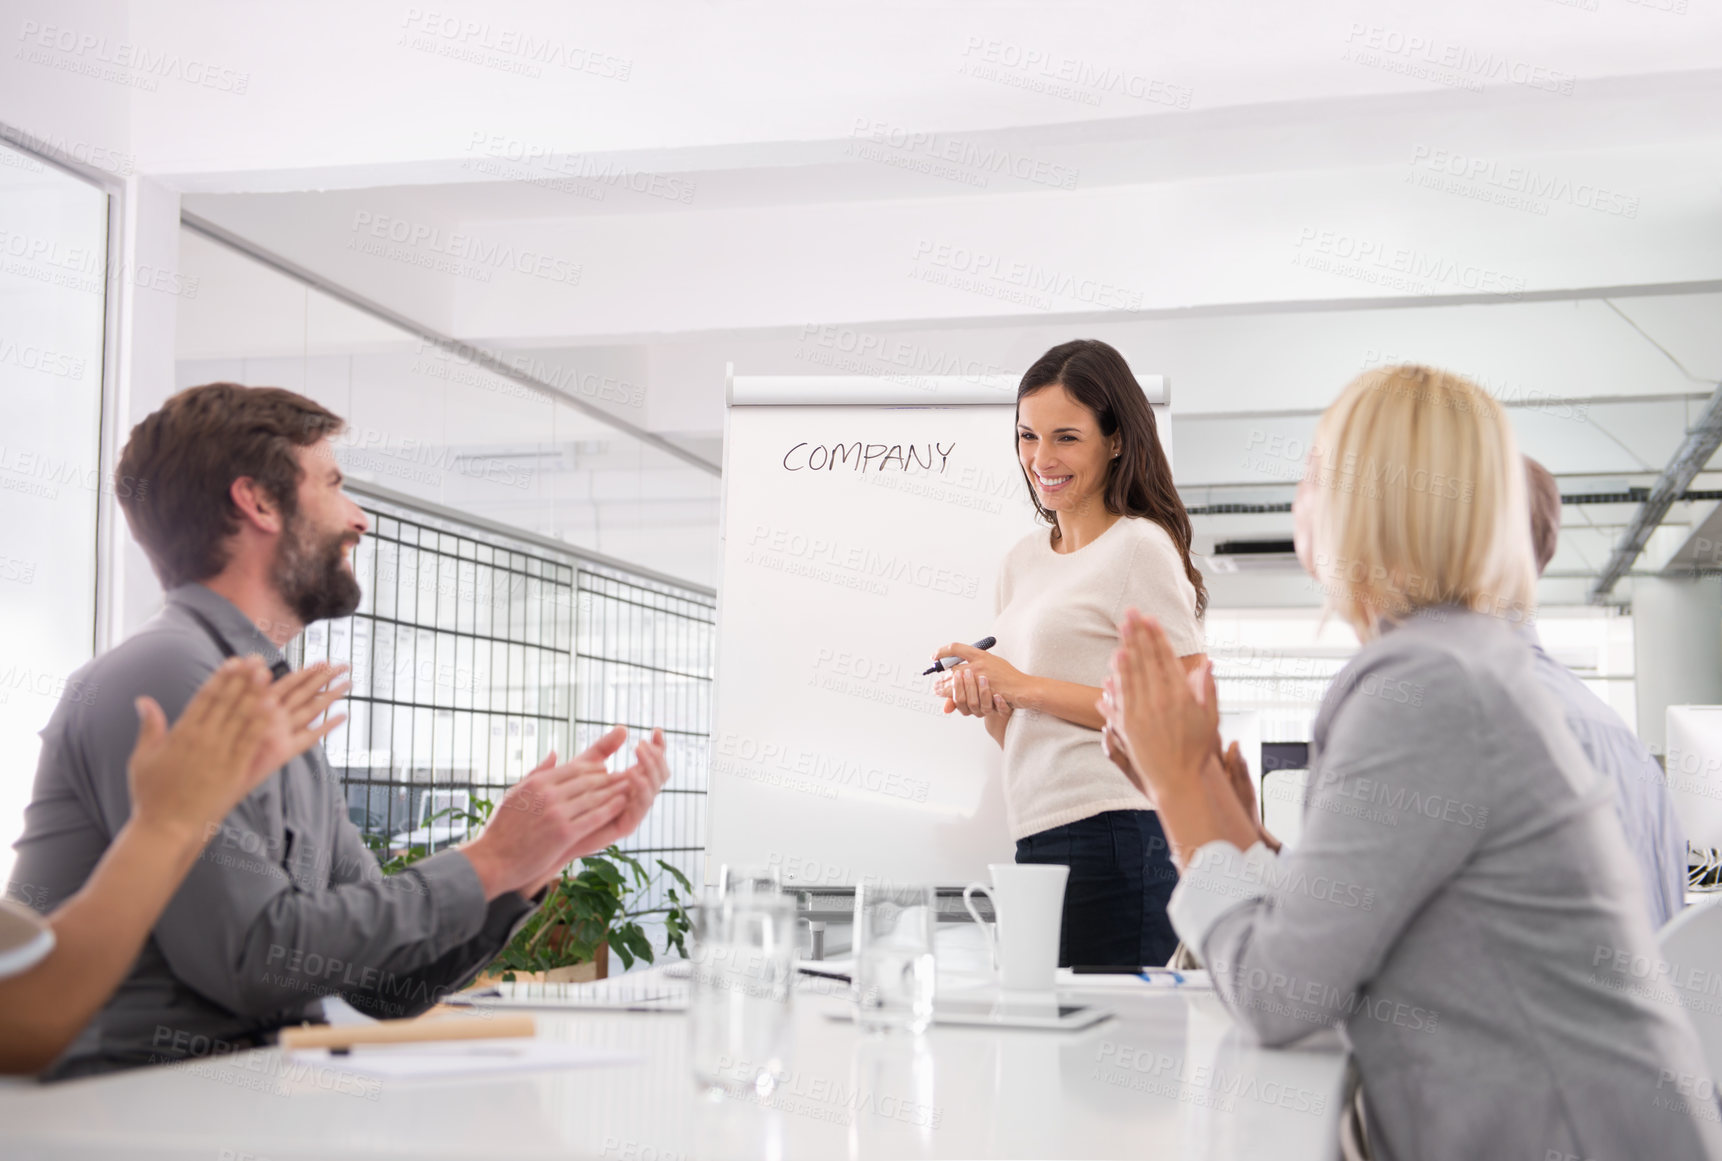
[710,372,1171,888]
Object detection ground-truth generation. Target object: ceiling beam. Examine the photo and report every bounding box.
[1589,381,1722,603]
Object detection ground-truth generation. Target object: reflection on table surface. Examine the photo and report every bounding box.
[0,966,1347,1161]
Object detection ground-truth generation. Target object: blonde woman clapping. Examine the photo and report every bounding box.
[1102,365,1721,1161]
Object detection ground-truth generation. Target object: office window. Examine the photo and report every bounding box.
[1207,605,1638,745]
[293,490,713,935]
[0,143,110,885]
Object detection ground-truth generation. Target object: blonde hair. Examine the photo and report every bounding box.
[1306,364,1536,640]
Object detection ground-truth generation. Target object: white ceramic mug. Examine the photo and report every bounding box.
[962,863,1068,991]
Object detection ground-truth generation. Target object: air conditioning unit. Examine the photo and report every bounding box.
[1207,538,1300,573]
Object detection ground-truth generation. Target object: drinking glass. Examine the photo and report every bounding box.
[717,863,783,898]
[688,891,797,1096]
[854,883,937,1033]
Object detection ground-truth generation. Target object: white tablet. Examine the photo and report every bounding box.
[830,998,1113,1031]
[930,999,1113,1031]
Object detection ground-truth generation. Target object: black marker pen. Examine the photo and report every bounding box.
[923,636,997,676]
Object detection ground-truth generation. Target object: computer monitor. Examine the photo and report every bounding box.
[1261,742,1311,778]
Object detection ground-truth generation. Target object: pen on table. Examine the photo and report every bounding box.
[923,636,997,676]
[1071,965,1187,985]
[797,965,852,983]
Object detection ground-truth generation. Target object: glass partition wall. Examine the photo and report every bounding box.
[177,224,719,944]
[175,226,720,585]
[0,142,112,886]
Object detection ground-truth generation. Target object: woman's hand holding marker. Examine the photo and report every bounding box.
[929,638,1019,747]
[931,640,1024,716]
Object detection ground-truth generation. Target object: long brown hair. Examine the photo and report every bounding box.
[1017,339,1207,617]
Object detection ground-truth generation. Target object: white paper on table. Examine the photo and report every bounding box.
[286,1039,642,1080]
[316,996,379,1026]
[451,976,690,1011]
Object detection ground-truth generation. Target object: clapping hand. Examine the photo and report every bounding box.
[247,661,351,783]
[1099,610,1219,799]
[1099,610,1274,866]
[128,656,348,843]
[468,726,674,900]
[1101,722,1147,800]
[561,726,670,860]
[1218,738,1281,853]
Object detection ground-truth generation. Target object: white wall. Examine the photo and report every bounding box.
[1633,577,1722,754]
[112,175,185,639]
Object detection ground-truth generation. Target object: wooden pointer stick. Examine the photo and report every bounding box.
[279,1013,535,1052]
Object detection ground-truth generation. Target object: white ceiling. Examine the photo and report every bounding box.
[53,1,1722,186]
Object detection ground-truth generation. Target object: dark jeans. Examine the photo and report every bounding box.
[1015,809,1180,968]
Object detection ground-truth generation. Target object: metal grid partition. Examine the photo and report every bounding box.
[573,568,715,913]
[289,486,714,929]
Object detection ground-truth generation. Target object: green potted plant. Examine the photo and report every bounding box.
[482,847,696,984]
[365,796,695,984]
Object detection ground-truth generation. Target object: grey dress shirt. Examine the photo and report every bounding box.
[1523,625,1687,928]
[1168,608,1722,1161]
[7,584,538,1078]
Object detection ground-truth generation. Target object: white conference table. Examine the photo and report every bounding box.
[0,969,1348,1161]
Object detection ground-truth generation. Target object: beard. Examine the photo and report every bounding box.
[275,510,363,625]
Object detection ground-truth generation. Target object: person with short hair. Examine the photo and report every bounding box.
[8,382,669,1077]
[1522,456,1686,927]
[1103,365,1721,1160]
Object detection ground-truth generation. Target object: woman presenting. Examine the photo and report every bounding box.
[932,338,1206,968]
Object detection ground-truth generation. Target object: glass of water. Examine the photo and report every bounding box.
[688,890,797,1097]
[717,863,783,898]
[854,883,937,1034]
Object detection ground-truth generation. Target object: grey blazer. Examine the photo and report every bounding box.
[1177,608,1722,1161]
